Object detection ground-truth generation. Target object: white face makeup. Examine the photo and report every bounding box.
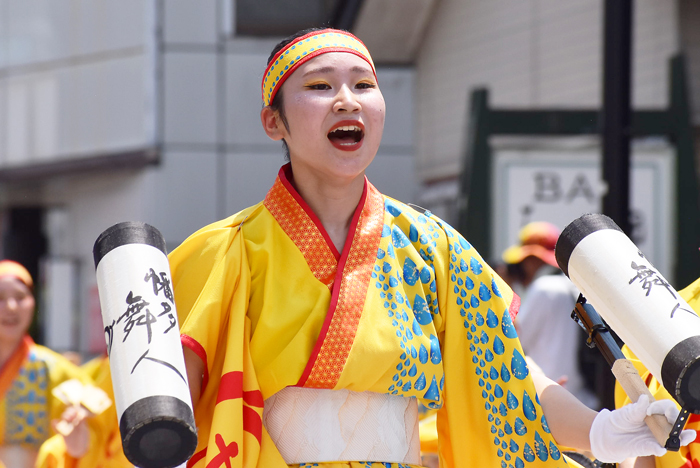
[268,52,386,185]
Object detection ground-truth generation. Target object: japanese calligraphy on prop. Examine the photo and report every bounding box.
[556,214,700,412]
[93,222,197,468]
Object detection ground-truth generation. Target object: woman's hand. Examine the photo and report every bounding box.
[52,405,90,458]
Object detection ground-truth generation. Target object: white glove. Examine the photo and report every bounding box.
[589,394,696,463]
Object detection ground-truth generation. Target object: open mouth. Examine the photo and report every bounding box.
[328,123,364,150]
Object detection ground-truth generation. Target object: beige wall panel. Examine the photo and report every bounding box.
[415,0,679,182]
[1,0,147,68]
[0,53,150,164]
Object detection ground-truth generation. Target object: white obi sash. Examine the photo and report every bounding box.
[263,387,421,464]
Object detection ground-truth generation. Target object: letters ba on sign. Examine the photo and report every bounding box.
[492,147,675,278]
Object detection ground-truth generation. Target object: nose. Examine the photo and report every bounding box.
[0,297,17,312]
[333,84,361,113]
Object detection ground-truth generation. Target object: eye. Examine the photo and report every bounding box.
[356,82,376,89]
[306,83,331,90]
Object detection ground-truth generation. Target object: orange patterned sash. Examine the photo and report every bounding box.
[299,183,383,389]
[264,165,339,288]
[0,336,31,401]
[263,164,385,389]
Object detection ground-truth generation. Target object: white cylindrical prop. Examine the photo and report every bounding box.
[556,213,700,412]
[93,222,197,468]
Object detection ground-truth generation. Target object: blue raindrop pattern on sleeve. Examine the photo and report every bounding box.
[374,199,564,466]
[430,216,561,467]
[376,199,443,408]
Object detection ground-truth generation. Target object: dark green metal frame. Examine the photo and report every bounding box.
[457,55,700,286]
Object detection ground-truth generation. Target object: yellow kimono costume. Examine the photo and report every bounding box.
[0,337,86,467]
[616,277,700,468]
[36,356,133,468]
[171,164,579,468]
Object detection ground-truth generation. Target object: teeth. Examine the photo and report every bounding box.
[332,125,362,133]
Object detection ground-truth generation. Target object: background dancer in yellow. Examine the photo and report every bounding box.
[170,28,690,468]
[36,355,132,468]
[0,261,90,468]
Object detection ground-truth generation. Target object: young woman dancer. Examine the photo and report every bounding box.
[170,28,692,468]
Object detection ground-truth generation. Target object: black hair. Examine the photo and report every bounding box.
[265,27,343,161]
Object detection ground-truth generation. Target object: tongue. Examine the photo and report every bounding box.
[334,136,356,144]
[329,134,358,144]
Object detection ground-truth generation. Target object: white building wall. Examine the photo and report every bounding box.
[414,0,680,182]
[0,0,156,164]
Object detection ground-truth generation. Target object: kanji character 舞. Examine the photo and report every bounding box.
[628,261,675,299]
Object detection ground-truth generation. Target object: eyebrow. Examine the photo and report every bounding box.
[302,65,373,77]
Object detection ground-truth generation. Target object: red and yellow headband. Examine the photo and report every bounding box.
[0,260,33,289]
[261,29,376,107]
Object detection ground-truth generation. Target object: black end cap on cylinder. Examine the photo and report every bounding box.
[93,222,167,269]
[120,395,197,468]
[554,213,622,278]
[661,335,700,413]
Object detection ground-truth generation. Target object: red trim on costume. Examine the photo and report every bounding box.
[207,434,239,468]
[296,181,368,387]
[298,183,384,389]
[0,336,32,400]
[264,165,339,288]
[279,164,340,259]
[242,406,263,444]
[687,414,700,444]
[216,371,243,403]
[187,448,207,467]
[181,334,209,393]
[243,390,264,408]
[216,371,264,407]
[680,454,695,468]
[215,371,264,445]
[644,373,654,386]
[509,293,520,321]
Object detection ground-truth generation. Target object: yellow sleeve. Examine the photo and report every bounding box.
[168,208,271,467]
[427,218,575,467]
[31,346,90,428]
[169,210,253,377]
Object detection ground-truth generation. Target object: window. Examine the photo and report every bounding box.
[235,0,359,36]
